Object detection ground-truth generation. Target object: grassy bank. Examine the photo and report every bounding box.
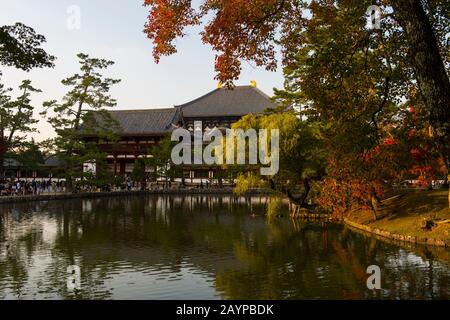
[347,190,450,243]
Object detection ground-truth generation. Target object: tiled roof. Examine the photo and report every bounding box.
[84,86,275,135]
[1,156,59,168]
[2,158,21,167]
[176,85,276,118]
[99,108,180,136]
[44,155,60,167]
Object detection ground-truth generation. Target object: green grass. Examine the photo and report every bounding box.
[347,190,450,242]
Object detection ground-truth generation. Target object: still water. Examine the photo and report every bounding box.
[0,195,449,300]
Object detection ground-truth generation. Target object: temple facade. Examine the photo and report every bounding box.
[83,84,276,181]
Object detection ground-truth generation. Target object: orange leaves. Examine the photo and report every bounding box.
[318,176,380,219]
[383,137,396,146]
[143,0,300,84]
[199,0,284,82]
[143,0,199,63]
[364,137,397,163]
[214,53,241,84]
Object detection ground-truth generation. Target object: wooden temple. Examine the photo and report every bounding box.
[83,84,276,181]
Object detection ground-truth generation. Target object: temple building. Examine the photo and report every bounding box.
[83,83,276,181]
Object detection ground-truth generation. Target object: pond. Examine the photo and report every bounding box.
[0,195,449,300]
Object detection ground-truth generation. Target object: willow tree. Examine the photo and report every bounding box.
[230,111,326,208]
[42,53,121,191]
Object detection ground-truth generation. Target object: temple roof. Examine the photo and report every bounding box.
[44,155,60,167]
[83,85,275,136]
[1,156,60,168]
[103,108,181,136]
[175,85,276,118]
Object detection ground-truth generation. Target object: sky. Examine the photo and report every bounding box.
[0,0,285,141]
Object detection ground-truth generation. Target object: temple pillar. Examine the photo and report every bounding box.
[120,162,126,176]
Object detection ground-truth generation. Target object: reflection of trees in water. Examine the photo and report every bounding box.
[214,222,367,299]
[215,221,450,299]
[0,196,449,299]
[0,204,53,299]
[0,196,269,299]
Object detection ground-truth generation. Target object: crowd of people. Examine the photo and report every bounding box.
[0,179,66,196]
[0,177,232,197]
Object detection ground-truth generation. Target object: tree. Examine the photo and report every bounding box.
[78,148,118,191]
[145,137,178,188]
[144,0,450,212]
[0,82,11,157]
[0,80,41,176]
[143,0,450,176]
[0,22,55,71]
[390,0,450,172]
[130,159,147,189]
[272,1,446,217]
[15,139,45,175]
[41,53,121,191]
[1,22,54,176]
[231,111,326,207]
[0,80,40,148]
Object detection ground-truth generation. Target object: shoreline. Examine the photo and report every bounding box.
[290,210,449,248]
[0,189,272,205]
[344,217,449,248]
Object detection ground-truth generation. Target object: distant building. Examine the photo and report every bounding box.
[1,155,61,179]
[83,84,276,180]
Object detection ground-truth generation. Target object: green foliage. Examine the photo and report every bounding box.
[1,80,40,148]
[145,137,179,183]
[0,22,54,173]
[273,1,449,216]
[231,111,326,206]
[234,172,267,195]
[0,22,55,71]
[0,80,41,169]
[41,53,121,189]
[15,139,44,171]
[79,153,120,189]
[267,196,285,219]
[130,160,146,182]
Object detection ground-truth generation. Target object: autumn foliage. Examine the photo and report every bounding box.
[143,0,450,217]
[144,0,304,84]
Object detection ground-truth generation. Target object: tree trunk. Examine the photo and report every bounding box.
[0,151,4,178]
[300,179,311,207]
[392,0,450,183]
[285,181,312,207]
[448,174,450,209]
[370,185,382,221]
[66,176,73,193]
[0,123,6,178]
[371,194,380,221]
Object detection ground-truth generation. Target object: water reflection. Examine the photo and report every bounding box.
[0,195,449,300]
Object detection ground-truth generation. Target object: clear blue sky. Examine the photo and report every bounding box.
[0,0,284,141]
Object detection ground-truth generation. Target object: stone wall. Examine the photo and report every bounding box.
[344,218,449,248]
